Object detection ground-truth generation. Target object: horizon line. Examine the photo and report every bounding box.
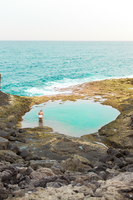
[0,40,133,42]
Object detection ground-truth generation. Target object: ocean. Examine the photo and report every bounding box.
[0,41,133,96]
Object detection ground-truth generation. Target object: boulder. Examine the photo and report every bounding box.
[0,137,9,150]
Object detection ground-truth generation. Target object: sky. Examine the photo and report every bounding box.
[0,0,133,41]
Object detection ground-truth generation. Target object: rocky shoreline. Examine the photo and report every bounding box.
[1,78,133,199]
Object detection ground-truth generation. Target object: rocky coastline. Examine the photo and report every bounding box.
[0,78,133,199]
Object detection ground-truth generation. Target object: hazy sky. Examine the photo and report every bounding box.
[0,0,133,41]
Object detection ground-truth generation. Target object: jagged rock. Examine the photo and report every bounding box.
[61,158,84,172]
[51,163,65,175]
[34,175,57,188]
[0,150,22,164]
[18,175,31,189]
[34,174,70,188]
[0,137,9,150]
[107,147,124,158]
[95,172,133,199]
[29,160,58,170]
[0,165,18,184]
[113,157,127,168]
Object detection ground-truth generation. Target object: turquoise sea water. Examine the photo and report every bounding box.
[0,41,133,96]
[21,100,120,137]
[0,41,133,136]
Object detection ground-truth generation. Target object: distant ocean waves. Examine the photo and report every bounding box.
[1,41,133,96]
[25,75,133,97]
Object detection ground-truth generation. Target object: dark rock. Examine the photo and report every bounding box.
[9,130,16,137]
[93,164,109,173]
[46,181,65,188]
[0,165,18,184]
[34,174,70,188]
[9,136,16,141]
[18,129,26,133]
[19,149,32,159]
[22,166,33,176]
[55,175,70,185]
[125,157,133,164]
[8,144,20,155]
[119,149,129,156]
[51,163,65,175]
[99,155,114,163]
[18,176,31,189]
[114,157,127,168]
[3,151,21,163]
[99,171,109,180]
[0,130,11,139]
[25,156,43,161]
[29,160,58,170]
[107,147,124,158]
[126,164,133,172]
[0,137,9,150]
[6,122,14,129]
[0,182,9,200]
[34,176,57,188]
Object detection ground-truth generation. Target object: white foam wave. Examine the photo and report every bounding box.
[25,75,133,97]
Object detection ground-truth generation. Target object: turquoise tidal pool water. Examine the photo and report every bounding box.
[21,100,120,137]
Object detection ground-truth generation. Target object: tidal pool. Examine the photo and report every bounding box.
[21,100,120,137]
